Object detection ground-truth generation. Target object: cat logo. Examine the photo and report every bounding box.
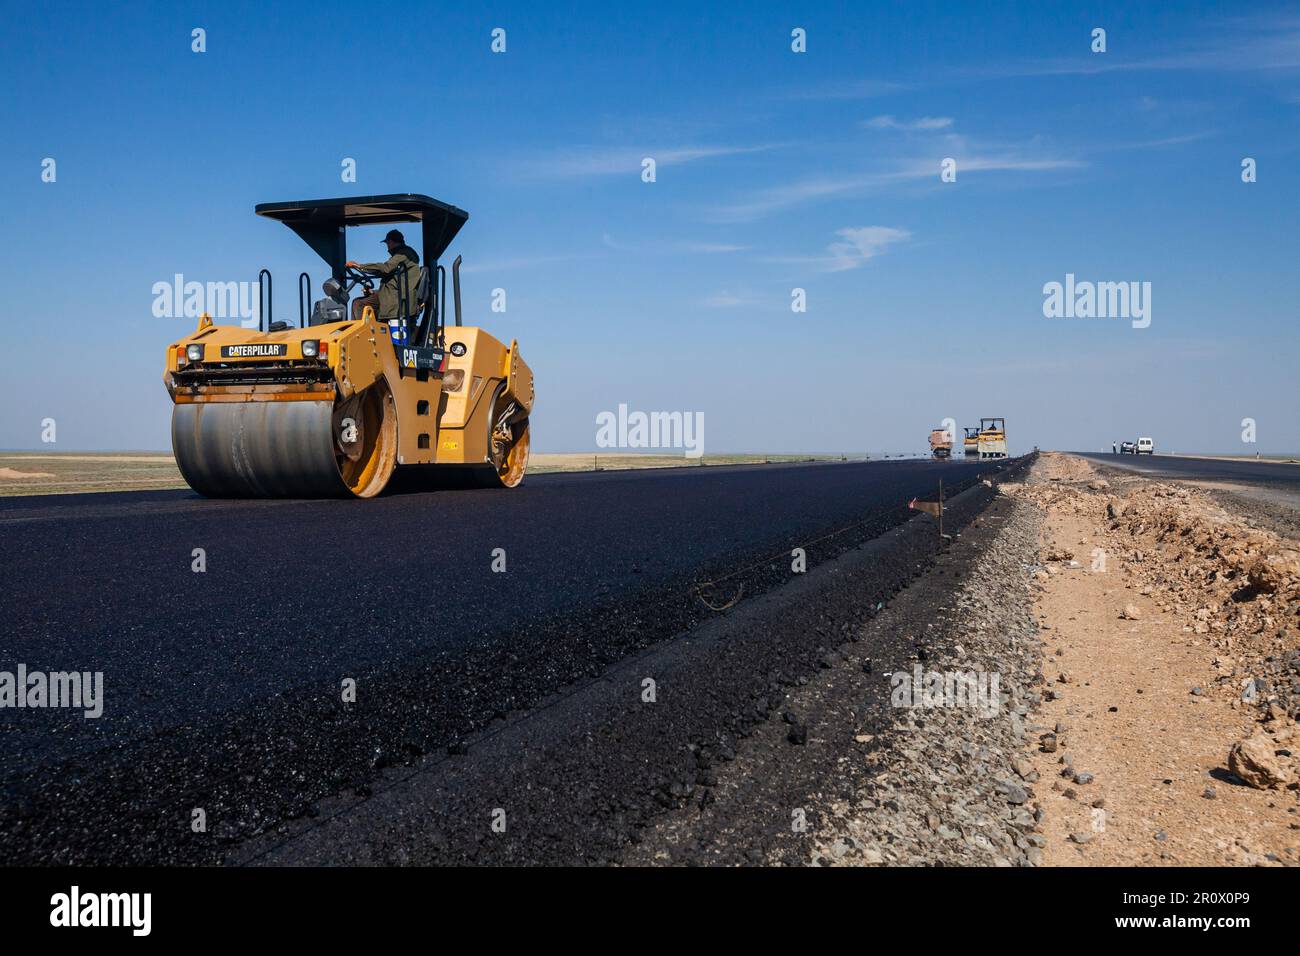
[402,348,417,368]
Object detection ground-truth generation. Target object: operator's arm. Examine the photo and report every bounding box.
[349,254,401,276]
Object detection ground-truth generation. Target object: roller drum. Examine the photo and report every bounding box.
[172,401,347,498]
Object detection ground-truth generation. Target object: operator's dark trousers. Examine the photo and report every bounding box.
[351,294,381,323]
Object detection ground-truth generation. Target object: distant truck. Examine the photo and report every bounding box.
[929,427,954,459]
[1120,440,1136,454]
[1136,437,1154,455]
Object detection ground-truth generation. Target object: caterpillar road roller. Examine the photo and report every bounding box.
[164,194,533,497]
[976,417,1007,460]
[962,427,979,457]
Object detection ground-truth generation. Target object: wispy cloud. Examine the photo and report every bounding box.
[866,115,953,131]
[681,241,749,254]
[825,226,910,271]
[460,253,597,274]
[707,172,896,223]
[781,79,909,101]
[522,143,781,178]
[701,289,763,308]
[602,234,748,255]
[770,226,911,273]
[968,16,1300,78]
[710,147,1081,222]
[1083,131,1216,153]
[894,154,1084,177]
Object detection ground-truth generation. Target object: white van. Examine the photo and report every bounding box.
[1137,437,1154,455]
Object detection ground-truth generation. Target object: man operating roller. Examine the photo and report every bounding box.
[346,229,422,329]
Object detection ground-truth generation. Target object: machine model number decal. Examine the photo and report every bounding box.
[221,344,288,358]
[399,346,447,370]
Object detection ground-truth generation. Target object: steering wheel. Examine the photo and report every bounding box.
[343,266,376,295]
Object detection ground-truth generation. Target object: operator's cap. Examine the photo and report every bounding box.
[383,229,405,244]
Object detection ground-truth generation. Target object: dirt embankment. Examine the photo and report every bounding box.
[1002,453,1299,865]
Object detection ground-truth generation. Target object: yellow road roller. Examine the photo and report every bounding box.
[164,194,533,497]
[977,417,1007,460]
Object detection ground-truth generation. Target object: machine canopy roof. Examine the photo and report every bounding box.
[255,194,469,274]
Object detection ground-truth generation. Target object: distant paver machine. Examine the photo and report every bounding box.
[164,194,534,497]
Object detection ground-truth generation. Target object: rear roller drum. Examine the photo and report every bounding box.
[478,383,530,488]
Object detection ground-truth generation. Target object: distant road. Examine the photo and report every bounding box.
[1074,452,1300,488]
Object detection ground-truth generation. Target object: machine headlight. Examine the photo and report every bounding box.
[301,339,319,358]
[185,344,205,363]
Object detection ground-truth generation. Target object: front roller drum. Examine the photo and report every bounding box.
[171,386,397,498]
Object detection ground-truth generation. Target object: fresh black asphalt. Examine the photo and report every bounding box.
[0,457,1010,863]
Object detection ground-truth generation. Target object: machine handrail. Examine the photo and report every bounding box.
[437,264,447,342]
[452,255,463,327]
[258,269,272,332]
[297,272,311,328]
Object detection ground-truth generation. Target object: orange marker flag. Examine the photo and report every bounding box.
[908,497,942,518]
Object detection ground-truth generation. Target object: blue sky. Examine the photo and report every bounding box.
[1,0,1297,455]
